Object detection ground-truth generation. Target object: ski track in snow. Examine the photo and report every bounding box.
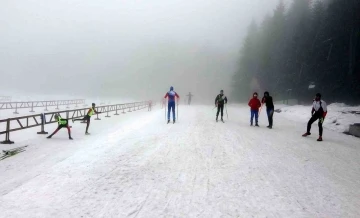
[0,105,360,217]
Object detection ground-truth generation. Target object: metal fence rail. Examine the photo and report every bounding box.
[0,99,86,114]
[0,101,149,144]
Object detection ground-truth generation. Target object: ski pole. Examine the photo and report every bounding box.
[225,104,228,119]
[258,105,263,118]
[177,101,179,121]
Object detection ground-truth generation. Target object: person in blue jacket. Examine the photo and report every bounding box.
[164,86,180,124]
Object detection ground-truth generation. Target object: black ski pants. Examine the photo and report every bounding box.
[266,108,274,127]
[307,113,323,136]
[216,104,224,118]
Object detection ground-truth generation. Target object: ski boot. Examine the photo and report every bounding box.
[47,135,52,139]
[221,117,224,123]
[267,126,272,129]
[216,116,218,122]
[255,123,259,127]
[85,132,90,135]
[167,120,170,124]
[302,132,311,137]
[173,120,175,124]
[69,137,73,140]
[317,136,323,141]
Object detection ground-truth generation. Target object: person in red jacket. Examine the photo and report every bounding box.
[248,92,262,126]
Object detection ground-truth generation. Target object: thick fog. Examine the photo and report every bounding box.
[1,0,282,103]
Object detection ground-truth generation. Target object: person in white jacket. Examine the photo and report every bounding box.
[302,93,328,141]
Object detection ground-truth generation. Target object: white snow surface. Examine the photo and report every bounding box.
[0,104,360,217]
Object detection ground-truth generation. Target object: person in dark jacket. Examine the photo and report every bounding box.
[302,93,328,141]
[261,91,275,129]
[47,114,73,140]
[186,92,194,105]
[248,92,261,126]
[215,90,228,122]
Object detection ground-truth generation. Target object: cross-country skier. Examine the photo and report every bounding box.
[72,103,101,135]
[186,92,194,105]
[148,100,152,111]
[47,114,73,140]
[248,92,261,126]
[164,86,180,124]
[302,93,327,141]
[215,90,228,122]
[261,91,275,129]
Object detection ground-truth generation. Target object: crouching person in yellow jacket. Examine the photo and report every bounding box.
[47,114,73,140]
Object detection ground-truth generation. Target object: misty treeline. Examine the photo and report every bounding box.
[231,0,360,105]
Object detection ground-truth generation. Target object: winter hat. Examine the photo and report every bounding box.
[315,93,321,98]
[264,91,269,96]
[220,90,224,94]
[170,86,174,91]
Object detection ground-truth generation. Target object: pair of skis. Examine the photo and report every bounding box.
[1,145,28,161]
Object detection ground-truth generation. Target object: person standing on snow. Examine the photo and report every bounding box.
[72,103,101,135]
[47,114,73,140]
[248,92,261,126]
[302,93,327,141]
[261,91,275,129]
[215,90,228,122]
[148,100,152,111]
[164,86,180,124]
[186,92,194,105]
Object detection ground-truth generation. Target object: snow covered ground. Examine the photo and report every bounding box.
[0,104,360,217]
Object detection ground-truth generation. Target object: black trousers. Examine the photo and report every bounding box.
[216,104,224,118]
[266,108,274,127]
[74,115,91,123]
[307,113,323,136]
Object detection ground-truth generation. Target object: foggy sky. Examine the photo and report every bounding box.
[1,0,283,102]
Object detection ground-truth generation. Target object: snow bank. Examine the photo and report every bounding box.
[277,103,360,133]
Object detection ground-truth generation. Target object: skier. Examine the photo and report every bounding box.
[261,91,275,129]
[248,92,261,126]
[186,92,194,105]
[302,93,327,141]
[215,90,228,122]
[72,103,101,135]
[47,114,73,140]
[148,100,152,111]
[164,86,180,124]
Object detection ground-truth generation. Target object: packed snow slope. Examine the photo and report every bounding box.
[0,104,359,218]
